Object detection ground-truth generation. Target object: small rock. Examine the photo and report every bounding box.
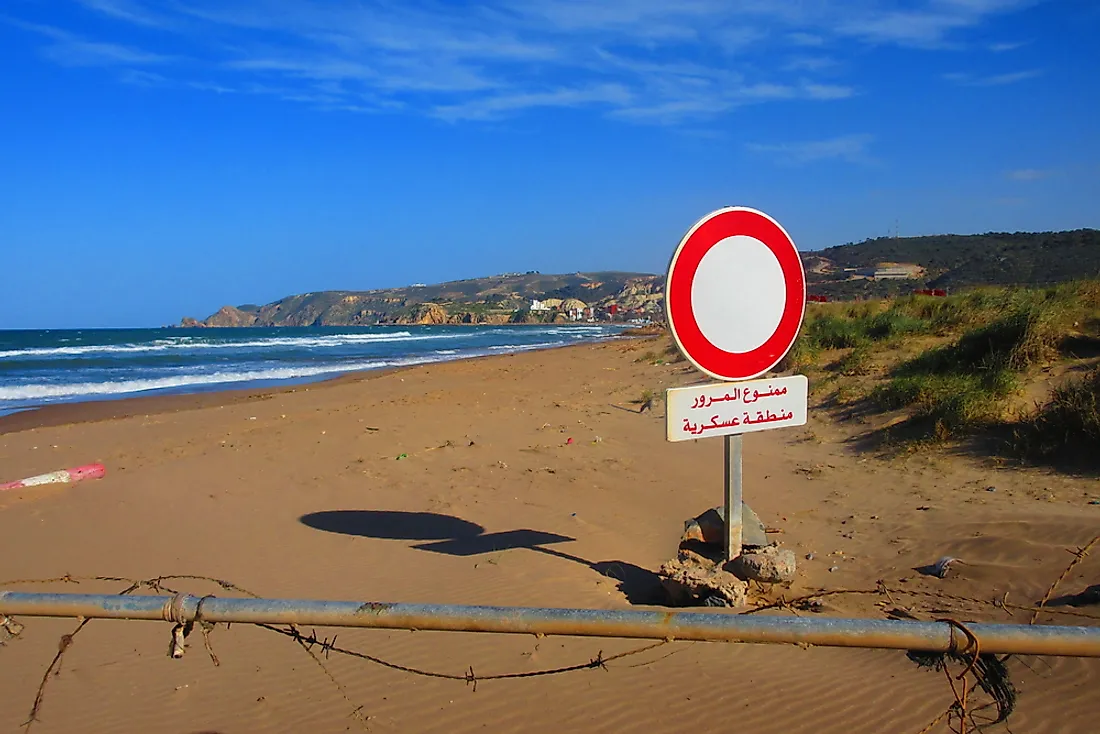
[682,505,769,548]
[805,552,815,561]
[829,566,839,573]
[986,486,997,492]
[659,555,747,607]
[726,546,797,584]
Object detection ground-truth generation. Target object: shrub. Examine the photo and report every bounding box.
[777,337,821,372]
[1012,367,1100,463]
[829,346,873,376]
[809,316,870,349]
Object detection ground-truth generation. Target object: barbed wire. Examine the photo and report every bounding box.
[1032,534,1100,624]
[0,573,677,730]
[2,532,1098,734]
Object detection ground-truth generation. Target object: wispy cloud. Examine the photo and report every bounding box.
[434,84,633,122]
[119,68,169,86]
[783,56,840,73]
[1005,168,1053,181]
[746,134,876,165]
[988,40,1028,52]
[786,32,826,47]
[8,19,174,66]
[73,0,173,29]
[834,0,1039,47]
[4,0,1041,123]
[945,69,1042,85]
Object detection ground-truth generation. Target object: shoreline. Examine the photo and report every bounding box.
[0,336,656,434]
[0,324,657,432]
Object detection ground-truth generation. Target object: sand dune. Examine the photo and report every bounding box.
[2,339,1098,733]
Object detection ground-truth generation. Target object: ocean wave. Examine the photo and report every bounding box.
[486,341,563,351]
[0,357,442,401]
[0,331,466,359]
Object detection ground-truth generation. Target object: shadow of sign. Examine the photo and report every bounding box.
[298,510,666,605]
[300,509,484,540]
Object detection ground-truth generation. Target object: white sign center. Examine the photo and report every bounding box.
[690,235,787,354]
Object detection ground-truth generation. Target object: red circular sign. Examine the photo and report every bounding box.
[665,207,805,381]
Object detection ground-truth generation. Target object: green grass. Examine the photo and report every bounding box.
[872,370,1018,439]
[808,315,871,349]
[774,281,1100,453]
[870,296,1072,440]
[777,338,821,372]
[1012,367,1100,465]
[828,345,873,376]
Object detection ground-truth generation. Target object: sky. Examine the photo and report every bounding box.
[1,0,1098,328]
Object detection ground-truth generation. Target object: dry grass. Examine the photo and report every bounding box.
[1012,366,1100,465]
[783,281,1100,454]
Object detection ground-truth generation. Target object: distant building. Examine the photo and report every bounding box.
[854,263,924,280]
[530,299,551,312]
[562,298,588,321]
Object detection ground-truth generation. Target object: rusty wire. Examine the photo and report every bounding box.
[2,547,1098,733]
[22,618,89,732]
[1032,534,1100,624]
[1,573,676,728]
[257,623,669,691]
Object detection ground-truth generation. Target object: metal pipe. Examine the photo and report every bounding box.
[2,591,1099,657]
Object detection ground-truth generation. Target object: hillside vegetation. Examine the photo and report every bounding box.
[807,229,1100,300]
[779,281,1100,469]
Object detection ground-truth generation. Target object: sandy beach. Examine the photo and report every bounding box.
[2,336,1098,734]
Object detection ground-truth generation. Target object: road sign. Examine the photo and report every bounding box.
[665,207,806,382]
[663,207,808,565]
[665,375,808,442]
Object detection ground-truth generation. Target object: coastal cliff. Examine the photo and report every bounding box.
[180,271,665,327]
[178,228,1100,327]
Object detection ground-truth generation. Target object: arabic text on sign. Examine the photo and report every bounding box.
[688,384,789,409]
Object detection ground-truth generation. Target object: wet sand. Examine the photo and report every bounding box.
[1,337,1098,733]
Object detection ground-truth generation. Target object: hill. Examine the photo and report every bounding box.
[179,229,1100,326]
[180,271,664,327]
[806,229,1100,300]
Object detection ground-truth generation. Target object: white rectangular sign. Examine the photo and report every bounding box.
[665,374,808,442]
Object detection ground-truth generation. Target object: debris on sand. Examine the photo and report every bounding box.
[932,556,962,579]
[659,548,747,608]
[726,546,797,584]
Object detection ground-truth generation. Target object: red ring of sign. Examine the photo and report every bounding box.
[666,207,806,381]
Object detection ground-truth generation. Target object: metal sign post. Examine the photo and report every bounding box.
[725,434,743,560]
[664,207,808,563]
[667,375,807,561]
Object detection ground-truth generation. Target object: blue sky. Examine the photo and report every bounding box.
[1,0,1097,328]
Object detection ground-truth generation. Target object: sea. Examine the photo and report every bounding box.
[0,324,629,417]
